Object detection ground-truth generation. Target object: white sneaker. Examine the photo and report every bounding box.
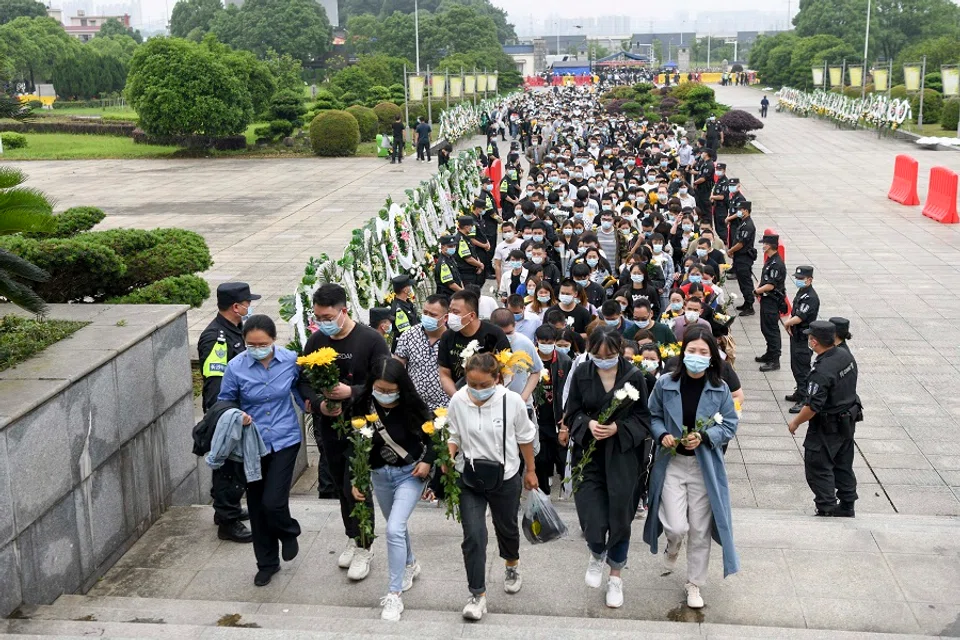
[347,547,373,581]
[663,538,683,572]
[585,554,605,588]
[685,582,704,609]
[462,595,487,620]
[606,576,624,608]
[380,593,403,622]
[402,562,421,592]
[338,541,356,569]
[503,565,522,594]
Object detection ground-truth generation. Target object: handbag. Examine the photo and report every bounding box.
[461,396,507,492]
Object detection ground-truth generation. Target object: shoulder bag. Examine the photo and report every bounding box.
[460,396,507,492]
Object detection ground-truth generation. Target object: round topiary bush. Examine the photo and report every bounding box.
[1,132,26,149]
[890,84,907,100]
[621,101,643,116]
[346,105,378,142]
[373,101,402,133]
[310,109,360,157]
[669,114,688,125]
[313,89,343,111]
[941,99,960,131]
[106,274,210,307]
[26,206,106,239]
[911,88,942,124]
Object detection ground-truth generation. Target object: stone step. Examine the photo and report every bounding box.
[5,595,935,640]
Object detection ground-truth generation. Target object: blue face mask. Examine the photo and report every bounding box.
[240,303,254,322]
[317,311,344,336]
[445,247,456,256]
[575,279,589,288]
[421,315,440,331]
[688,275,702,284]
[246,345,273,361]
[604,319,620,327]
[586,258,599,268]
[794,278,807,288]
[556,346,571,355]
[671,301,683,311]
[631,274,644,284]
[513,312,524,322]
[468,385,497,401]
[532,235,544,242]
[684,353,711,374]
[373,390,400,405]
[592,356,619,370]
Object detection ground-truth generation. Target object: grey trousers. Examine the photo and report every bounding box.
[658,455,713,586]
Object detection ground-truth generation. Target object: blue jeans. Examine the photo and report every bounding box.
[588,539,630,570]
[371,463,425,593]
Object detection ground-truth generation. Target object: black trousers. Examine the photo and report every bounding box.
[315,422,375,548]
[247,443,302,570]
[416,139,431,160]
[713,206,728,242]
[790,332,813,395]
[631,437,654,514]
[392,138,404,162]
[804,432,858,511]
[760,298,781,360]
[761,106,768,118]
[534,430,564,495]
[733,257,754,308]
[211,460,246,525]
[459,473,522,596]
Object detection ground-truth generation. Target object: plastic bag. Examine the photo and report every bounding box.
[522,489,568,544]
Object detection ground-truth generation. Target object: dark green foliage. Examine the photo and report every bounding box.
[633,82,654,95]
[209,0,332,61]
[310,110,360,156]
[669,114,688,125]
[620,101,643,117]
[346,105,378,141]
[890,84,907,100]
[0,316,88,372]
[911,89,942,124]
[924,72,943,93]
[389,83,405,103]
[339,91,359,106]
[373,101,402,132]
[941,99,960,130]
[26,206,105,238]
[268,89,307,126]
[0,121,136,136]
[332,66,375,100]
[266,119,294,138]
[106,274,210,307]
[313,90,343,111]
[0,0,46,24]
[0,132,26,148]
[51,47,126,100]
[170,0,223,38]
[604,99,628,115]
[365,85,392,108]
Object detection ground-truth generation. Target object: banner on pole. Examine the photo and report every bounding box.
[477,74,488,92]
[812,67,824,86]
[848,65,863,88]
[488,74,498,91]
[904,64,922,91]
[450,76,463,98]
[408,75,425,102]
[828,66,843,87]
[873,67,888,91]
[942,66,960,97]
[464,74,476,95]
[431,75,446,99]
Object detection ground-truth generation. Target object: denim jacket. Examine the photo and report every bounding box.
[205,408,268,482]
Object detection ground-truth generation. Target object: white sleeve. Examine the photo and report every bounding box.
[513,395,537,445]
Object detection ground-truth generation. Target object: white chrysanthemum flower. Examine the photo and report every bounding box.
[360,426,374,439]
[624,383,640,401]
[615,388,627,401]
[713,412,724,425]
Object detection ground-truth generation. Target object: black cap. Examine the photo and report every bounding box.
[804,320,836,343]
[457,215,475,227]
[472,198,485,209]
[481,176,493,183]
[391,274,412,292]
[369,307,394,326]
[728,177,740,185]
[217,282,261,307]
[794,265,814,278]
[738,200,751,212]
[716,162,727,169]
[439,234,458,245]
[829,316,851,340]
[760,233,779,247]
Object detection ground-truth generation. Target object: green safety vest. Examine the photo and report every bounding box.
[395,308,412,334]
[202,331,229,378]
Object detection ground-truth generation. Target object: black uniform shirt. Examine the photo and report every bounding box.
[791,286,820,330]
[435,254,462,296]
[760,253,786,299]
[197,314,244,412]
[733,218,756,260]
[805,346,858,415]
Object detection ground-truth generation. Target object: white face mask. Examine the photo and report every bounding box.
[684,310,700,323]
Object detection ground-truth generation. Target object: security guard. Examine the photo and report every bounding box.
[727,201,757,316]
[784,266,820,413]
[788,321,862,517]
[709,162,729,239]
[197,282,258,543]
[455,215,486,286]
[389,274,419,336]
[435,234,463,298]
[830,316,854,357]
[499,162,521,222]
[472,195,497,279]
[755,233,786,371]
[370,306,395,344]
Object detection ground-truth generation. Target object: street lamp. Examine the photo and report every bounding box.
[414,0,420,73]
[861,0,871,99]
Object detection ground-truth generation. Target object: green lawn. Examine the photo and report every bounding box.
[900,122,959,137]
[32,106,140,122]
[2,133,178,160]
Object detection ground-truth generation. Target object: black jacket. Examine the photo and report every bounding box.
[193,399,240,456]
[197,315,244,412]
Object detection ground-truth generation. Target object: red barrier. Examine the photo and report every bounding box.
[888,154,920,205]
[922,166,960,224]
[488,158,503,208]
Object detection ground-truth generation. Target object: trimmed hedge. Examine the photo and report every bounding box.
[911,89,943,124]
[106,274,210,307]
[0,121,136,136]
[0,132,27,149]
[131,129,247,150]
[346,105,378,142]
[26,206,106,239]
[373,102,402,133]
[890,84,907,100]
[310,110,360,157]
[83,228,212,291]
[941,99,960,131]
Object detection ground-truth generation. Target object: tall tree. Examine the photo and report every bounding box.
[86,33,138,66]
[0,16,78,88]
[345,13,379,56]
[169,0,223,39]
[264,48,303,93]
[97,17,142,43]
[0,167,55,315]
[210,0,332,62]
[202,35,275,115]
[0,0,45,25]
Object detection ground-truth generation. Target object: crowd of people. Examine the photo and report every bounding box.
[196,84,862,624]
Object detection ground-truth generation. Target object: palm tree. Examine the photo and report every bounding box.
[0,167,56,315]
[0,95,32,121]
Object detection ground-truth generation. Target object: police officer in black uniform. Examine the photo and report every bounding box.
[830,316,854,356]
[784,266,820,413]
[709,162,729,238]
[704,114,723,152]
[755,233,786,371]
[389,274,420,337]
[727,201,757,315]
[692,148,715,213]
[197,282,259,543]
[454,215,485,287]
[788,321,862,517]
[435,234,463,298]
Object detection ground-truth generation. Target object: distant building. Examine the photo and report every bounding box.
[503,44,536,77]
[60,10,130,42]
[224,0,339,27]
[544,35,588,57]
[628,32,696,63]
[550,59,591,76]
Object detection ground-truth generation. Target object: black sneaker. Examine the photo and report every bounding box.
[814,509,834,517]
[785,390,801,402]
[739,307,755,317]
[281,536,299,562]
[755,354,772,363]
[834,503,856,518]
[788,401,804,414]
[759,361,780,372]
[254,566,280,586]
[218,521,253,543]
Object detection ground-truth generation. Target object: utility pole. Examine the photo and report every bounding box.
[861,0,871,100]
[414,0,420,74]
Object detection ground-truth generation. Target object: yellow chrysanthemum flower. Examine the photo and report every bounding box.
[434,407,448,418]
[297,347,338,368]
[365,414,379,423]
[421,421,435,435]
[351,417,367,430]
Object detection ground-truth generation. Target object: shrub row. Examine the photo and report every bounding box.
[0,121,136,137]
[25,206,106,239]
[106,274,210,307]
[0,132,27,149]
[131,129,247,150]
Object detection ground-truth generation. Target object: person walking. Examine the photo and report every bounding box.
[644,326,740,609]
[447,353,538,622]
[197,282,260,543]
[415,116,432,162]
[350,357,434,621]
[562,327,650,608]
[217,315,304,586]
[391,115,405,164]
[760,96,769,118]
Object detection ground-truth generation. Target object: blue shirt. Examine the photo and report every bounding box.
[218,346,303,453]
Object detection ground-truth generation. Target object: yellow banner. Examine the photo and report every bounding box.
[848,65,863,88]
[464,74,476,95]
[812,67,824,86]
[477,74,488,92]
[431,75,445,99]
[904,65,922,91]
[408,75,425,102]
[828,66,843,87]
[873,68,888,91]
[943,67,960,97]
[449,76,463,98]
[488,74,498,91]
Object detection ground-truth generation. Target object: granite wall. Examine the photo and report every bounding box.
[0,304,198,616]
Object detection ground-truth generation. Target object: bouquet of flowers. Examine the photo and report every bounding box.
[297,347,345,424]
[494,349,534,381]
[348,415,378,547]
[421,408,460,521]
[663,412,724,455]
[533,369,550,406]
[568,382,641,491]
[658,342,681,360]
